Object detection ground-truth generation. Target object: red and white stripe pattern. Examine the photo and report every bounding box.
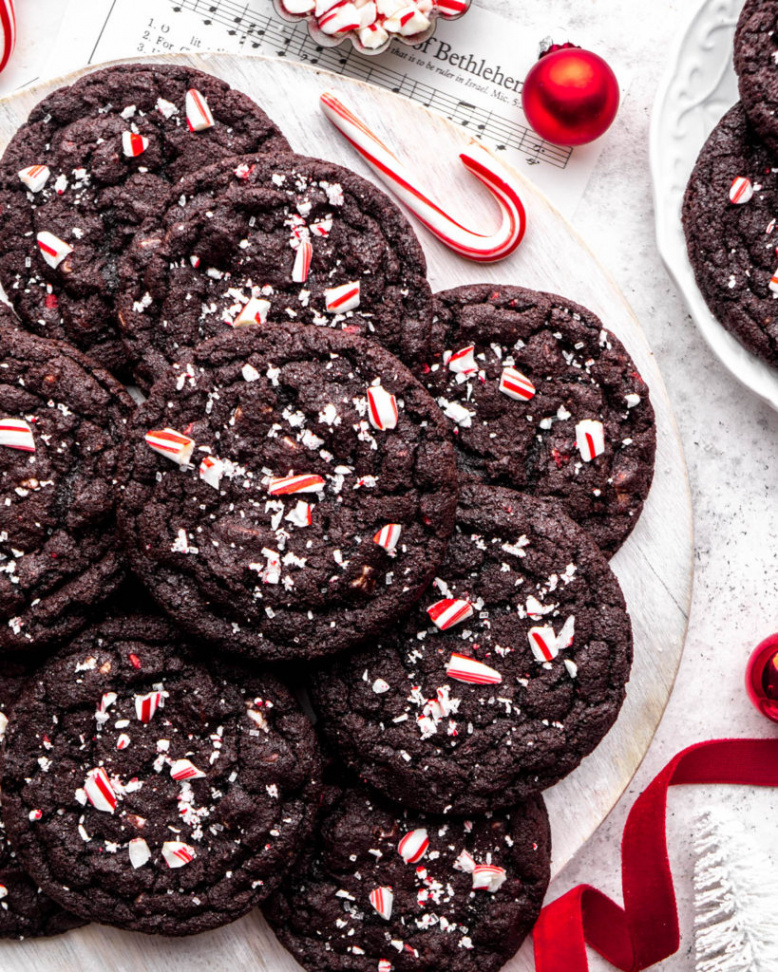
[0,418,35,453]
[398,828,429,864]
[116,734,131,750]
[445,653,502,685]
[128,837,151,869]
[472,864,507,892]
[267,473,325,496]
[83,767,117,813]
[770,269,778,295]
[729,176,754,205]
[199,455,224,490]
[292,239,313,283]
[320,92,525,263]
[324,280,361,313]
[318,1,361,34]
[185,89,214,132]
[122,131,149,158]
[374,523,402,554]
[170,759,206,781]
[437,0,471,15]
[37,231,73,269]
[145,428,196,466]
[162,840,196,868]
[446,345,477,375]
[528,625,558,662]
[367,384,399,431]
[286,499,313,527]
[453,849,476,872]
[0,0,16,76]
[427,598,473,630]
[378,962,393,972]
[18,164,50,193]
[575,419,605,462]
[234,296,270,326]
[369,886,394,920]
[499,365,535,401]
[135,690,164,723]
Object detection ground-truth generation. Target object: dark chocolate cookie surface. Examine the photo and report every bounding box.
[420,285,655,555]
[116,324,458,663]
[0,318,133,653]
[682,102,778,367]
[264,783,550,972]
[116,152,433,389]
[735,0,778,153]
[1,615,322,936]
[0,657,86,939]
[311,484,633,815]
[0,63,290,374]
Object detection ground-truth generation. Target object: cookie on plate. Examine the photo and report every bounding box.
[116,324,458,663]
[735,0,778,154]
[0,656,86,939]
[311,483,633,815]
[1,615,322,936]
[264,783,551,972]
[419,285,656,555]
[115,152,434,389]
[682,102,778,368]
[0,317,134,653]
[0,63,290,374]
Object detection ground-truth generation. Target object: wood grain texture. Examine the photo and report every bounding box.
[0,53,693,969]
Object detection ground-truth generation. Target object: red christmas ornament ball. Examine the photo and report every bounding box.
[522,44,620,147]
[746,633,778,723]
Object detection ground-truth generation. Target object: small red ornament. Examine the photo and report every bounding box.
[745,633,778,723]
[522,43,620,147]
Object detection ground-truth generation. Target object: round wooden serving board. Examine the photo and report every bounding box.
[0,54,692,971]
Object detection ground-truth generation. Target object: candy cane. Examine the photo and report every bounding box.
[320,91,526,263]
[0,1,15,76]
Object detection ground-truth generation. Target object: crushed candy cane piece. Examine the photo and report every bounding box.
[292,239,313,283]
[447,345,477,375]
[0,418,35,453]
[427,598,473,631]
[135,690,163,723]
[83,767,117,813]
[472,864,507,892]
[162,840,196,868]
[369,886,394,920]
[367,385,399,431]
[575,419,605,462]
[37,231,73,269]
[18,164,50,193]
[729,176,754,205]
[374,523,402,554]
[446,653,502,685]
[499,366,536,401]
[185,89,214,132]
[128,837,151,869]
[398,828,429,864]
[199,455,224,490]
[267,474,325,496]
[170,759,206,781]
[528,626,558,662]
[324,280,361,313]
[234,297,270,326]
[122,132,149,157]
[145,428,195,466]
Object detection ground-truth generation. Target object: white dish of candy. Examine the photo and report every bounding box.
[272,0,471,56]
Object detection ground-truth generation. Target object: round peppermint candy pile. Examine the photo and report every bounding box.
[264,782,550,972]
[0,614,322,936]
[116,324,458,663]
[311,483,633,815]
[116,152,434,390]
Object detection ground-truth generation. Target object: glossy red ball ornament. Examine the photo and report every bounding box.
[745,633,778,723]
[522,44,620,147]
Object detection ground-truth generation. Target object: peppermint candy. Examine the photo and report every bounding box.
[453,849,476,872]
[528,626,558,662]
[398,828,429,864]
[292,239,313,283]
[122,132,149,157]
[367,385,399,431]
[557,615,575,650]
[36,231,73,270]
[446,653,502,685]
[360,22,389,48]
[267,473,325,496]
[162,840,196,868]
[185,89,214,132]
[374,523,402,554]
[729,176,754,205]
[18,164,50,193]
[319,2,361,34]
[575,419,605,462]
[83,767,117,813]
[369,886,394,920]
[135,690,164,723]
[472,864,507,892]
[145,428,195,466]
[446,345,477,375]
[437,0,470,13]
[427,598,473,631]
[324,280,361,313]
[770,270,778,296]
[378,962,393,972]
[128,837,151,869]
[116,734,131,750]
[0,417,35,453]
[385,6,430,36]
[285,499,313,527]
[234,297,270,326]
[199,455,224,490]
[499,366,536,401]
[170,759,206,781]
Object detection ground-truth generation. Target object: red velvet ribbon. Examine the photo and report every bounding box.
[533,739,778,972]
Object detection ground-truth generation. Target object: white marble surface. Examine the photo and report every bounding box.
[4,0,778,968]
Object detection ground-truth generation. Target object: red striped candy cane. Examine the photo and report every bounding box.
[320,91,526,263]
[0,1,15,76]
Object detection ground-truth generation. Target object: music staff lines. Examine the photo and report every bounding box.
[168,0,572,169]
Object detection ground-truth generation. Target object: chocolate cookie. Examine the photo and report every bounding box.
[0,657,86,938]
[0,615,322,936]
[419,285,655,555]
[116,324,458,663]
[264,783,551,972]
[0,318,134,653]
[115,152,433,389]
[0,63,290,374]
[735,0,778,153]
[311,484,633,815]
[682,102,778,367]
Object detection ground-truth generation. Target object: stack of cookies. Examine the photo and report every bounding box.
[0,62,657,968]
[684,0,778,368]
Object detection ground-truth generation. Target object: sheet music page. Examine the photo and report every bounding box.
[46,0,627,216]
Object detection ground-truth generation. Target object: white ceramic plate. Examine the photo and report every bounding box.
[651,0,778,412]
